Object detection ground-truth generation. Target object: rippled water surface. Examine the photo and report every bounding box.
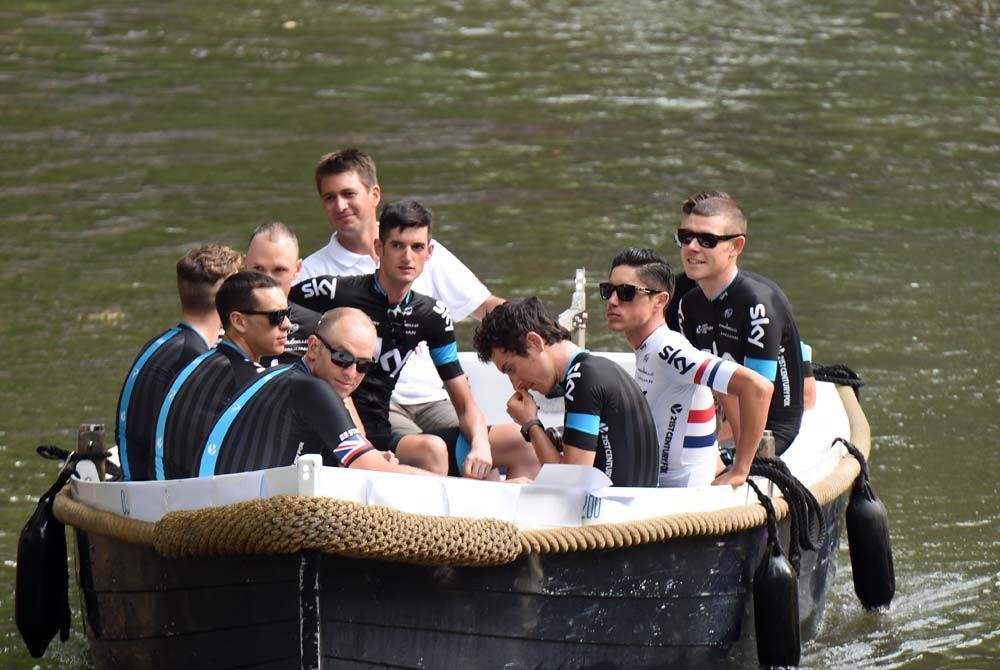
[2,1,998,667]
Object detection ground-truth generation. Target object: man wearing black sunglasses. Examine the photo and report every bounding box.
[153,271,291,479]
[605,248,773,488]
[193,307,438,477]
[291,201,535,481]
[245,221,322,367]
[676,191,812,455]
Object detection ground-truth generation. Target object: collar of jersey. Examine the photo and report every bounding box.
[372,271,413,308]
[709,269,741,302]
[218,339,252,361]
[178,321,210,349]
[295,358,311,375]
[561,348,590,382]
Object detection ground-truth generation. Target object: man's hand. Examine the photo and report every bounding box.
[506,390,538,426]
[381,450,400,466]
[712,465,750,487]
[462,437,494,480]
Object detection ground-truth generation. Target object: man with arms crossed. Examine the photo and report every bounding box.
[292,200,534,480]
[676,191,811,455]
[155,271,291,479]
[115,244,241,481]
[604,247,773,487]
[300,148,503,441]
[245,221,321,366]
[473,297,659,488]
[197,308,436,477]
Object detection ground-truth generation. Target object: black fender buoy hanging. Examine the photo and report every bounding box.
[836,437,895,610]
[15,457,77,657]
[748,479,801,668]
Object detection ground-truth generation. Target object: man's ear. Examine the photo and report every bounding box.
[230,311,248,335]
[730,235,746,257]
[656,291,670,312]
[369,183,381,207]
[525,331,545,353]
[373,237,383,260]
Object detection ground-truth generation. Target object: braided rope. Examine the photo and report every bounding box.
[53,386,870,565]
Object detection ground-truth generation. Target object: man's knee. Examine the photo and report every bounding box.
[395,434,449,475]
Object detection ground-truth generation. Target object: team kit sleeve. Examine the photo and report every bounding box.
[659,337,739,394]
[561,364,603,451]
[295,376,375,467]
[742,296,786,382]
[422,300,464,382]
[288,274,340,314]
[423,241,491,320]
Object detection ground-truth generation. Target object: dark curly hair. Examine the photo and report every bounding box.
[473,297,570,362]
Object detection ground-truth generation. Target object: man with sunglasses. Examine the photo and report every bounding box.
[604,248,773,488]
[292,200,534,480]
[245,221,322,367]
[195,307,437,477]
[153,271,291,479]
[474,297,659,488]
[676,191,811,456]
[115,244,242,481]
[300,149,504,447]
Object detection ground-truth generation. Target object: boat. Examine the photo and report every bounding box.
[38,344,875,670]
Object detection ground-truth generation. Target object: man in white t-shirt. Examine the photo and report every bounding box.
[299,148,505,440]
[604,247,773,488]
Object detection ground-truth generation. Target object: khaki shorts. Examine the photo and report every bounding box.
[388,399,459,437]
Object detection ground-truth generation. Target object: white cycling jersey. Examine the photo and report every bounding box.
[633,325,739,487]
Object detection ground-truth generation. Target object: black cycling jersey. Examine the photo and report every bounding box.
[198,360,373,476]
[115,322,209,481]
[154,340,262,479]
[664,272,698,333]
[678,269,806,451]
[560,351,659,487]
[289,273,462,436]
[261,302,321,367]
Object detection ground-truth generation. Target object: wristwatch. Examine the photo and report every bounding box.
[520,418,543,442]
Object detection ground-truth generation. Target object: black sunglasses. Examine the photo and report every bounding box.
[241,308,291,327]
[675,229,745,249]
[314,333,375,373]
[599,282,661,302]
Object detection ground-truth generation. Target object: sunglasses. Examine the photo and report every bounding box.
[599,282,661,302]
[675,229,746,249]
[241,308,291,327]
[314,333,375,373]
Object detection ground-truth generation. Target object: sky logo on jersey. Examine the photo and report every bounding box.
[564,362,582,401]
[748,303,769,348]
[432,300,455,332]
[299,276,336,299]
[657,345,697,375]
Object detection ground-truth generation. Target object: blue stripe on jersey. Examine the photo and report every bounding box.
[198,366,293,478]
[565,412,600,436]
[453,433,471,475]
[118,327,181,481]
[154,349,215,480]
[429,341,458,366]
[745,356,778,381]
[682,432,718,449]
[800,341,811,361]
[706,359,723,388]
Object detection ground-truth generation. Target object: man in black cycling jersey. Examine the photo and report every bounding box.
[474,297,659,488]
[197,307,437,477]
[245,221,321,367]
[676,191,812,454]
[155,271,291,479]
[290,200,535,480]
[115,244,241,480]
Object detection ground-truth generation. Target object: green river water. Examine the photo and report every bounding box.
[2,1,998,667]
